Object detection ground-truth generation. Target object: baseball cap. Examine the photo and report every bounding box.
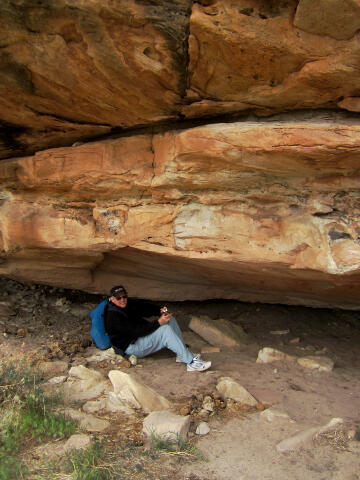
[110,285,127,297]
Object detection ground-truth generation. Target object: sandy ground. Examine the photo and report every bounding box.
[0,278,359,479]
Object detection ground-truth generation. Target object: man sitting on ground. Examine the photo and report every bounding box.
[104,285,211,372]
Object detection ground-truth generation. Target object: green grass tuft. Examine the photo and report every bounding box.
[149,431,206,461]
[65,442,111,480]
[0,452,26,480]
[0,360,78,480]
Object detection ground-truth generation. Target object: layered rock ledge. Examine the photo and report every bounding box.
[1,112,360,308]
[1,0,360,158]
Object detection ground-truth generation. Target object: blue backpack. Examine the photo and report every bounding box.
[90,299,111,350]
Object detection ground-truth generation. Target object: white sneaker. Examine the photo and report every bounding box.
[187,357,211,372]
[176,353,200,363]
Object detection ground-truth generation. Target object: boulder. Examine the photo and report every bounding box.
[63,408,110,433]
[82,398,107,414]
[182,331,211,352]
[216,377,257,406]
[256,348,296,364]
[143,410,191,441]
[196,422,210,435]
[108,370,171,413]
[64,365,111,401]
[105,392,136,415]
[62,434,92,453]
[260,409,292,423]
[276,418,343,453]
[47,376,67,385]
[82,393,135,415]
[189,316,247,347]
[297,356,334,372]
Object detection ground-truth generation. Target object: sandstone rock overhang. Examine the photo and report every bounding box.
[1,114,360,309]
[1,0,360,158]
[1,1,360,309]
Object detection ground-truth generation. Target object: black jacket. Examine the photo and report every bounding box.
[104,299,161,352]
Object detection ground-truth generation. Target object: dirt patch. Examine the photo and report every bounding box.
[0,277,359,479]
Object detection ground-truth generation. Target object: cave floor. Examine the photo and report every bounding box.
[0,277,359,480]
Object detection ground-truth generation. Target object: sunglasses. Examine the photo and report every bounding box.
[115,295,128,300]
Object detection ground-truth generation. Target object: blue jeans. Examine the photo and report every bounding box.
[125,317,193,364]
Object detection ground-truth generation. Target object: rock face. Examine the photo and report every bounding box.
[1,0,360,159]
[0,0,191,158]
[0,1,360,309]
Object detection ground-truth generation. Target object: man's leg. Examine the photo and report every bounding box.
[168,317,187,344]
[125,319,193,364]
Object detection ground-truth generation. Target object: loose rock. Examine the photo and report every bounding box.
[105,392,136,415]
[260,408,291,422]
[108,370,171,413]
[63,408,110,432]
[63,434,92,453]
[47,376,67,385]
[297,355,334,372]
[216,377,257,406]
[196,422,210,435]
[276,417,343,453]
[189,315,247,347]
[202,395,215,413]
[143,410,191,441]
[64,365,111,401]
[256,347,296,364]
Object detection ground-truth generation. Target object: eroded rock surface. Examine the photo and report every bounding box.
[1,1,360,309]
[1,115,360,308]
[1,0,360,157]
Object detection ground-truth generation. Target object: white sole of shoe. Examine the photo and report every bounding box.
[187,361,211,372]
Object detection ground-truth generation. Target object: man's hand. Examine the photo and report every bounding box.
[158,313,171,325]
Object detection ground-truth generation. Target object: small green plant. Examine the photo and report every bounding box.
[0,451,26,480]
[65,442,110,480]
[0,359,40,406]
[150,430,178,452]
[149,431,206,461]
[0,360,78,480]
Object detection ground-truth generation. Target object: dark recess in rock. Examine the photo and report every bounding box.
[328,230,351,241]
